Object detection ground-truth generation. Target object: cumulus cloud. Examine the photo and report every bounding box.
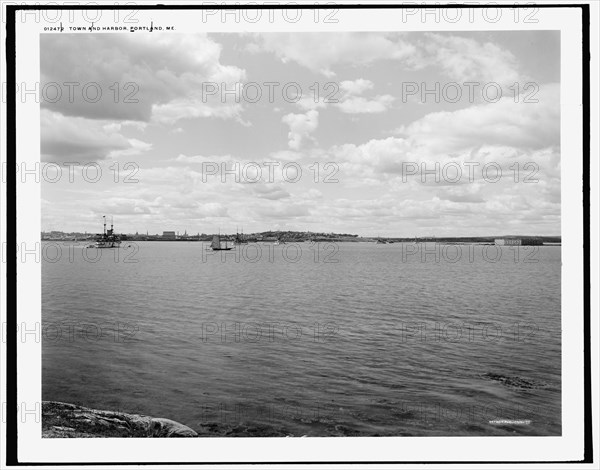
[282,110,319,150]
[336,94,395,114]
[395,82,560,153]
[295,94,328,112]
[41,110,152,163]
[295,78,394,114]
[249,32,522,86]
[328,82,560,221]
[419,33,522,85]
[249,32,417,76]
[339,79,374,95]
[249,184,291,200]
[436,185,485,203]
[334,78,395,114]
[40,34,246,124]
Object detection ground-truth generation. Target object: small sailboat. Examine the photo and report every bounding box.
[211,231,233,251]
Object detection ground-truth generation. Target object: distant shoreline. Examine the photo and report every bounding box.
[41,237,562,246]
[41,230,561,244]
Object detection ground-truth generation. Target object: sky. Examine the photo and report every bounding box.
[40,31,560,237]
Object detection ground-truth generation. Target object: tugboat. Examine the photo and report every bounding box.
[95,216,121,248]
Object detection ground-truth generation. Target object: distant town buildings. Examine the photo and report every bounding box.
[495,238,544,246]
[495,238,522,246]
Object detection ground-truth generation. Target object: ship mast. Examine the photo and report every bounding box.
[103,215,106,235]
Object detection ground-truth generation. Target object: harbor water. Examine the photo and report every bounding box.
[42,241,561,436]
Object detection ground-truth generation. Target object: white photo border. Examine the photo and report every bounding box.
[3,1,594,466]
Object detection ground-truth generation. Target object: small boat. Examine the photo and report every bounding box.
[234,229,248,245]
[94,216,121,248]
[211,232,233,251]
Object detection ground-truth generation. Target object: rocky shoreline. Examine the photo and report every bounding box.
[42,401,198,438]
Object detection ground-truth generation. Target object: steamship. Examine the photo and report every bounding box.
[94,216,122,248]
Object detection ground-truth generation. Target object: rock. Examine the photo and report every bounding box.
[148,418,198,437]
[481,373,547,390]
[42,401,198,438]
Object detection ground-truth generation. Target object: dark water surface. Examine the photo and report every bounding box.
[42,241,561,436]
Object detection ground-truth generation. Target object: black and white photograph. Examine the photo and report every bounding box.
[2,1,597,468]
